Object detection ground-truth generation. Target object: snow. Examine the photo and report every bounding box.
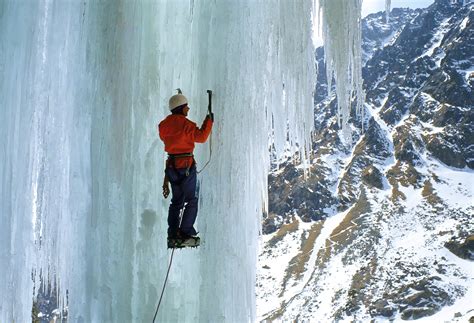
[376,151,474,322]
[422,18,451,58]
[459,16,469,31]
[257,207,356,321]
[298,209,359,319]
[257,156,474,321]
[420,248,474,322]
[256,216,312,318]
[413,17,451,67]
[289,210,348,301]
[320,150,353,194]
[374,173,473,322]
[386,28,404,46]
[457,65,474,84]
[427,157,474,208]
[421,121,445,134]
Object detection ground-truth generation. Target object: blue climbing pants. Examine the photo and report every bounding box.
[165,165,198,237]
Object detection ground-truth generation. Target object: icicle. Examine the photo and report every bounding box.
[318,0,364,142]
[385,0,392,23]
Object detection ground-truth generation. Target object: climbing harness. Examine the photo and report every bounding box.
[168,153,194,177]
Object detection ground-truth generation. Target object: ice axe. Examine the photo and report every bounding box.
[207,90,213,121]
[195,90,214,174]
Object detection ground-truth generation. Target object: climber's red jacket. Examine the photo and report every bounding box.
[158,114,213,169]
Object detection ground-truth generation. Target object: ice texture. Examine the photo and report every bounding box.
[0,1,318,322]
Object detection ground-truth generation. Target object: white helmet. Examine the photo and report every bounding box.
[169,91,188,111]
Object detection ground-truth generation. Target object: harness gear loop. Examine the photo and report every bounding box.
[167,153,194,177]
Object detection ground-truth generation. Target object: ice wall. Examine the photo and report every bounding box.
[1,1,316,322]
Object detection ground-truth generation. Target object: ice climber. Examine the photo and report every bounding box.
[158,90,213,248]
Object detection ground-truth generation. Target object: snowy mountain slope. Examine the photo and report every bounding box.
[259,158,473,321]
[258,1,474,321]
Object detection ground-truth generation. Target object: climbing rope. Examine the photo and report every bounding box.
[152,247,176,323]
[153,202,186,322]
[197,131,212,174]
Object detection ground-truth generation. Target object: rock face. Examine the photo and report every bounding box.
[372,277,456,320]
[259,1,474,321]
[361,165,384,189]
[445,235,474,260]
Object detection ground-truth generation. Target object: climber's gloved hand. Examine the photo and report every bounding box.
[207,112,214,122]
[162,175,170,199]
[162,183,170,199]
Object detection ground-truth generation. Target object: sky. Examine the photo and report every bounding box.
[362,0,435,17]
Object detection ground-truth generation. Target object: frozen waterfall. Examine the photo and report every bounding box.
[0,0,364,322]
